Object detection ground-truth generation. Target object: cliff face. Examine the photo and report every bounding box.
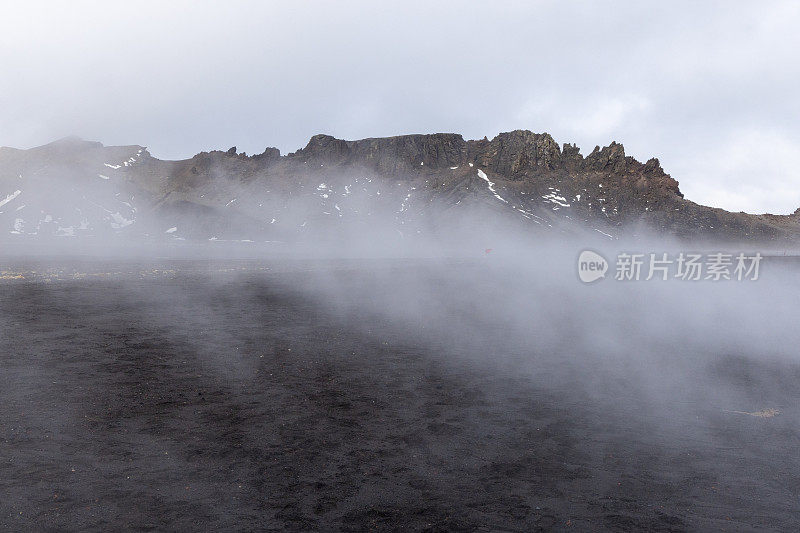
[295,133,467,173]
[0,131,798,243]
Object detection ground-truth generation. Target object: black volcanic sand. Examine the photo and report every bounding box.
[0,262,799,532]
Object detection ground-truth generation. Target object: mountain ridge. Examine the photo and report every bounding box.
[1,131,798,244]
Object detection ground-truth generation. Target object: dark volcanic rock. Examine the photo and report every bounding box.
[0,130,798,243]
[253,146,280,162]
[584,141,627,172]
[294,133,466,174]
[474,130,563,177]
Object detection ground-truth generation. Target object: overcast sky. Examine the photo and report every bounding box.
[1,1,799,213]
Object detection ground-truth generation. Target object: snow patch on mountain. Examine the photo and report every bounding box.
[0,190,22,209]
[477,169,508,204]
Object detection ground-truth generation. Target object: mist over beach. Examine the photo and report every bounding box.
[2,1,800,531]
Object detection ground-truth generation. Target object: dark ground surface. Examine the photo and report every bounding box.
[0,260,799,532]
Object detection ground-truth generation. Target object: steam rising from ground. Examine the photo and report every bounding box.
[2,169,800,530]
[285,243,800,431]
[3,164,799,431]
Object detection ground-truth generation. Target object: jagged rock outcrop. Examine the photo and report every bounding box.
[471,130,563,176]
[252,147,280,161]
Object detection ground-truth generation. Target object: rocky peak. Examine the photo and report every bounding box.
[584,141,627,172]
[561,142,582,159]
[642,157,664,176]
[294,134,351,163]
[473,130,562,178]
[252,147,281,161]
